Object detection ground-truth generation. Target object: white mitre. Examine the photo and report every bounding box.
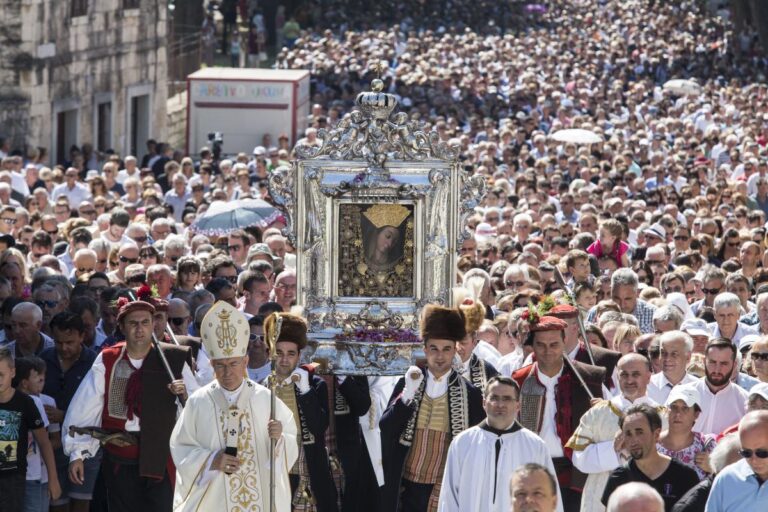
[200,300,249,359]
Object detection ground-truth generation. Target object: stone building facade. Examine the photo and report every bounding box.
[0,0,168,165]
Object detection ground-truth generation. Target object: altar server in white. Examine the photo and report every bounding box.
[170,301,298,511]
[437,376,563,512]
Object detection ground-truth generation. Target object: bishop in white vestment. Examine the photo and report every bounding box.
[170,301,298,512]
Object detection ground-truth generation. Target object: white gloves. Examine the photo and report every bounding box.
[291,368,310,394]
[402,366,424,402]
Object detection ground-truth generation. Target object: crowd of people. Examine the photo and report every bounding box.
[1,0,768,511]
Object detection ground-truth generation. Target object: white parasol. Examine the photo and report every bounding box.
[663,79,702,96]
[550,128,603,145]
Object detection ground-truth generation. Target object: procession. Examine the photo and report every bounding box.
[2,0,768,511]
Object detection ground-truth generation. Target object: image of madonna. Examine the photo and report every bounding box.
[361,205,410,274]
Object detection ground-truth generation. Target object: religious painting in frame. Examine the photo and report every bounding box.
[337,202,415,298]
[267,79,487,374]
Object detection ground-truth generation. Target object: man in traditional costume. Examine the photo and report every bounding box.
[380,305,485,512]
[548,304,620,390]
[316,374,373,512]
[437,376,563,512]
[63,292,196,511]
[512,315,605,512]
[266,312,338,512]
[169,301,297,511]
[457,298,499,392]
[566,353,661,512]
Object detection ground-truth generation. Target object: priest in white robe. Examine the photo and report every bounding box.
[565,353,663,512]
[170,301,298,512]
[437,376,563,512]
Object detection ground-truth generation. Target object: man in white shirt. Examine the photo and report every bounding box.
[646,331,699,405]
[51,168,90,209]
[116,155,139,184]
[567,353,660,512]
[680,337,749,435]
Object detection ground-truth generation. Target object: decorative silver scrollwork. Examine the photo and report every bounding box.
[267,165,296,246]
[348,300,404,330]
[295,79,459,171]
[458,171,488,245]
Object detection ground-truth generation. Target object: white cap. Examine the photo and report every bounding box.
[665,386,701,408]
[749,382,768,403]
[740,334,761,353]
[681,318,709,337]
[253,146,266,156]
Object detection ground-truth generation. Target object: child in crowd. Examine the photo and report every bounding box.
[0,348,60,511]
[587,219,630,268]
[13,356,59,512]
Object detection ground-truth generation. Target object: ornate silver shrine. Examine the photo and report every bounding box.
[269,78,486,375]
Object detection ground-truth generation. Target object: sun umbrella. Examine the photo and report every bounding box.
[188,199,283,236]
[663,79,702,96]
[550,129,603,145]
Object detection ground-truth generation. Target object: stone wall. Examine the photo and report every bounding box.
[0,0,168,162]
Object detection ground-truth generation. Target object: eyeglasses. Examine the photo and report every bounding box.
[663,286,684,294]
[219,275,238,284]
[45,228,58,235]
[80,210,96,216]
[751,352,768,362]
[132,236,148,244]
[739,448,768,459]
[275,283,296,290]
[249,334,263,343]
[35,300,58,309]
[702,287,722,295]
[1,218,16,224]
[119,256,139,264]
[168,255,181,262]
[168,317,187,326]
[77,267,95,273]
[673,235,689,241]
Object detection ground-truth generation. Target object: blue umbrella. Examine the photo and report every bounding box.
[188,199,283,236]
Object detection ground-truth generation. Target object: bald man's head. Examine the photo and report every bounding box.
[606,482,664,512]
[739,410,768,480]
[617,352,653,401]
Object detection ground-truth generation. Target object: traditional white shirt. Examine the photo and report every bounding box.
[426,370,449,399]
[63,351,199,462]
[538,367,565,458]
[681,378,749,435]
[438,422,564,512]
[496,348,525,377]
[646,371,698,405]
[473,341,502,368]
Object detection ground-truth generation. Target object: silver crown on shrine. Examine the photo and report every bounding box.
[355,78,398,120]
